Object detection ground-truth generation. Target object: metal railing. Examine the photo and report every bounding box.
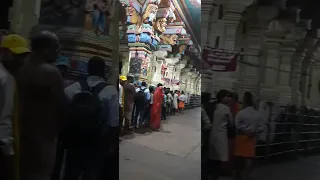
[185,94,201,109]
[255,111,320,163]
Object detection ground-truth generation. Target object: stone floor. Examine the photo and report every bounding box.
[220,155,320,180]
[119,107,320,180]
[119,108,201,180]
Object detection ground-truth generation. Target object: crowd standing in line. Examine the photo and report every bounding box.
[202,90,264,180]
[0,31,119,180]
[119,75,188,133]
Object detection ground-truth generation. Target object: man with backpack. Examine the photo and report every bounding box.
[134,81,150,129]
[64,56,118,180]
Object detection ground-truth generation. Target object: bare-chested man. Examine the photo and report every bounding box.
[16,31,66,180]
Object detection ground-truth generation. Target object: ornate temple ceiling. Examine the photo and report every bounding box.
[171,0,201,49]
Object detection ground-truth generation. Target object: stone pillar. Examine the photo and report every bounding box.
[237,25,262,97]
[180,75,187,92]
[128,51,152,81]
[31,0,118,81]
[300,57,313,106]
[291,52,304,106]
[120,52,130,76]
[150,56,164,86]
[211,12,241,92]
[11,0,40,38]
[260,39,281,102]
[277,48,294,105]
[309,60,320,107]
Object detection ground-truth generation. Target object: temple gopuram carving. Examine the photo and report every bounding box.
[119,0,201,94]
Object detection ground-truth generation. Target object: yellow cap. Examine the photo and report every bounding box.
[1,34,31,54]
[119,75,127,81]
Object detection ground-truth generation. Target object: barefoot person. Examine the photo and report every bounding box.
[16,31,66,180]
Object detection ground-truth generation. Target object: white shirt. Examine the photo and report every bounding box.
[235,106,264,134]
[119,84,123,107]
[179,94,186,102]
[65,76,119,127]
[0,63,15,155]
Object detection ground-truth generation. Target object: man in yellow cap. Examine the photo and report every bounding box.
[119,75,127,131]
[0,34,31,180]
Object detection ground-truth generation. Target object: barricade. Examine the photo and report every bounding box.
[185,94,201,109]
[255,110,320,163]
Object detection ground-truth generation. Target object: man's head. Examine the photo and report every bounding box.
[119,75,127,85]
[30,31,59,63]
[141,81,147,87]
[127,74,134,83]
[157,83,163,87]
[87,56,106,78]
[1,34,31,74]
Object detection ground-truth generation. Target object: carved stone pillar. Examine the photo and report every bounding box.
[150,56,164,86]
[276,47,295,105]
[260,39,281,102]
[309,60,320,108]
[212,13,240,91]
[202,69,214,93]
[237,25,261,97]
[120,52,130,76]
[32,0,118,85]
[11,0,42,37]
[180,75,187,92]
[290,52,304,106]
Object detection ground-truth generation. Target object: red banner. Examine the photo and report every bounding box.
[202,46,239,72]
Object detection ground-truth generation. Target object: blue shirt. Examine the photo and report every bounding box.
[64,76,119,127]
[135,86,151,101]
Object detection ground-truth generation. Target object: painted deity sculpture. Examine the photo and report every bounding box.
[142,4,158,24]
[126,7,141,26]
[154,18,167,33]
[159,34,178,46]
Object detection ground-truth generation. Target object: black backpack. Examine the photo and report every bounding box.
[134,88,146,105]
[65,81,108,147]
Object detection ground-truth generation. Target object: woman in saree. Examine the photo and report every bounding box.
[150,83,163,130]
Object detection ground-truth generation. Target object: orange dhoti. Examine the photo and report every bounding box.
[178,101,185,108]
[234,135,256,158]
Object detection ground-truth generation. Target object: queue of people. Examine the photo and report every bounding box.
[202,90,264,180]
[119,75,188,133]
[0,31,119,180]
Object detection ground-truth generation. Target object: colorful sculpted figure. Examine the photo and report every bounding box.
[142,4,158,24]
[126,6,141,25]
[154,18,167,33]
[159,34,178,45]
[85,0,110,35]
